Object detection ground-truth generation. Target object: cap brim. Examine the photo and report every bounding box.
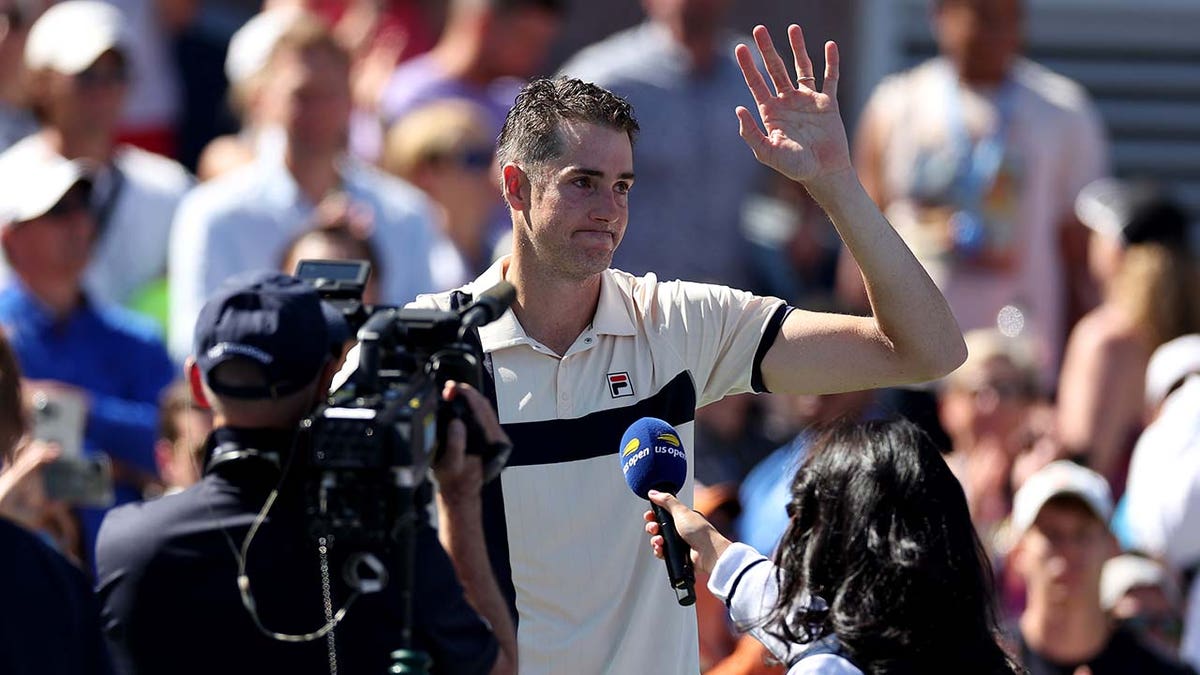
[0,159,91,226]
[1075,178,1129,241]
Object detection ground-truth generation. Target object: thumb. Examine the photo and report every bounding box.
[647,489,688,517]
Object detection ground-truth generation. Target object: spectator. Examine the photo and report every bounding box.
[0,151,175,564]
[279,193,385,305]
[196,5,305,182]
[1057,180,1199,488]
[1123,334,1200,669]
[363,0,564,161]
[98,0,183,156]
[2,0,193,313]
[151,379,211,496]
[96,271,515,674]
[168,12,437,361]
[842,0,1109,382]
[0,0,35,151]
[558,0,765,288]
[0,329,115,675]
[939,328,1040,548]
[1010,460,1195,674]
[1103,554,1186,659]
[382,99,500,290]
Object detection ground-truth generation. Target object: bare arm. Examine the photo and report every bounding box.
[735,25,966,394]
[433,383,517,675]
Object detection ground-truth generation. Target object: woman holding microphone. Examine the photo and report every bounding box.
[644,420,1019,674]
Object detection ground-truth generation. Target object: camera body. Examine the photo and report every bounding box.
[295,260,511,551]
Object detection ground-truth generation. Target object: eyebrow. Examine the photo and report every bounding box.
[569,167,636,181]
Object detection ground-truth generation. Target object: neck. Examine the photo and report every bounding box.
[43,127,114,164]
[505,253,601,356]
[22,276,83,321]
[1021,593,1112,663]
[285,144,341,204]
[441,206,487,266]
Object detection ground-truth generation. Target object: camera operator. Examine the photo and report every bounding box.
[95,271,515,675]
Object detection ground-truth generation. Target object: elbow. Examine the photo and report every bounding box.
[906,330,968,383]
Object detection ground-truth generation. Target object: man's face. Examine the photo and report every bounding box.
[3,184,95,282]
[934,0,1023,83]
[939,356,1032,448]
[265,46,351,153]
[1018,498,1114,604]
[643,0,731,40]
[484,8,560,79]
[45,50,129,135]
[513,121,634,281]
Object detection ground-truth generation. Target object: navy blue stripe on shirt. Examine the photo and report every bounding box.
[482,370,697,625]
[752,304,794,394]
[501,370,697,468]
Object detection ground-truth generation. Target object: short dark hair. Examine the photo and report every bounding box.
[767,420,1020,673]
[0,331,25,460]
[495,77,639,170]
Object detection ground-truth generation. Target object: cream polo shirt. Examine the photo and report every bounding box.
[410,257,789,675]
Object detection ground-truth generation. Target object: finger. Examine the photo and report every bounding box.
[752,25,794,96]
[444,418,467,464]
[644,509,656,523]
[735,106,769,159]
[823,40,840,101]
[450,382,511,446]
[648,489,693,521]
[644,521,659,536]
[734,43,773,107]
[650,535,665,559]
[787,24,815,86]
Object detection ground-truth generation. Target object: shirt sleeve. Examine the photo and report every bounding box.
[87,338,175,473]
[654,280,788,407]
[167,189,223,362]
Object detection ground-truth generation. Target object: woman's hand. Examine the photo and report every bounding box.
[643,490,732,576]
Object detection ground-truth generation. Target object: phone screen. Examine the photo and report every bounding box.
[42,456,114,507]
[31,390,86,459]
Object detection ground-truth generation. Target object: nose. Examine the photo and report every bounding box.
[590,192,624,225]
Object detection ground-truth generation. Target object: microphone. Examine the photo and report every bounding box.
[457,281,516,336]
[619,417,695,606]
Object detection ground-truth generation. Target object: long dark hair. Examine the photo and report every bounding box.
[766,419,1019,673]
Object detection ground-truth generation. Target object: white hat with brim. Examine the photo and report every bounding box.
[1145,334,1200,410]
[24,0,130,75]
[225,6,306,86]
[0,150,92,226]
[1101,554,1180,611]
[1012,460,1113,536]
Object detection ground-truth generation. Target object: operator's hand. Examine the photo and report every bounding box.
[0,439,59,531]
[735,25,852,187]
[643,490,732,576]
[433,381,509,503]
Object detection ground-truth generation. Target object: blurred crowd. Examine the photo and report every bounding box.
[0,0,1197,673]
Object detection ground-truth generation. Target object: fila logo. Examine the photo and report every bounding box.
[608,372,634,399]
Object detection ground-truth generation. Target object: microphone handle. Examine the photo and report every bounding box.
[650,501,696,607]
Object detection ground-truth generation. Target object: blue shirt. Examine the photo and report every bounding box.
[0,284,175,553]
[167,152,439,361]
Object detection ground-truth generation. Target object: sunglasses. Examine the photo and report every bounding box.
[44,189,91,218]
[76,61,130,88]
[430,147,494,172]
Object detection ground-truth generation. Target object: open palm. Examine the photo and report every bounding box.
[735,25,852,185]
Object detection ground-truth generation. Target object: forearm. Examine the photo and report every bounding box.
[708,543,800,666]
[807,170,966,378]
[436,493,517,674]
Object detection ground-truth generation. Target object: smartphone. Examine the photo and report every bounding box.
[31,389,86,459]
[42,455,115,508]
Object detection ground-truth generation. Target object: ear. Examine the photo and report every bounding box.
[186,358,211,410]
[501,163,531,212]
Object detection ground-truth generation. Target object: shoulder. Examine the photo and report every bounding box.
[1013,58,1098,115]
[345,160,434,217]
[91,301,169,347]
[868,58,940,105]
[96,493,187,572]
[558,23,660,82]
[1065,308,1144,363]
[789,653,864,675]
[0,518,86,584]
[115,145,194,195]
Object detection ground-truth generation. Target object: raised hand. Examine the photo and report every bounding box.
[735,25,852,185]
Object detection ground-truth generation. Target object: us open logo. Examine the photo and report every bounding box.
[607,372,634,399]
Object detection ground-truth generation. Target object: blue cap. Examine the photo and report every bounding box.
[619,417,688,499]
[193,270,348,399]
